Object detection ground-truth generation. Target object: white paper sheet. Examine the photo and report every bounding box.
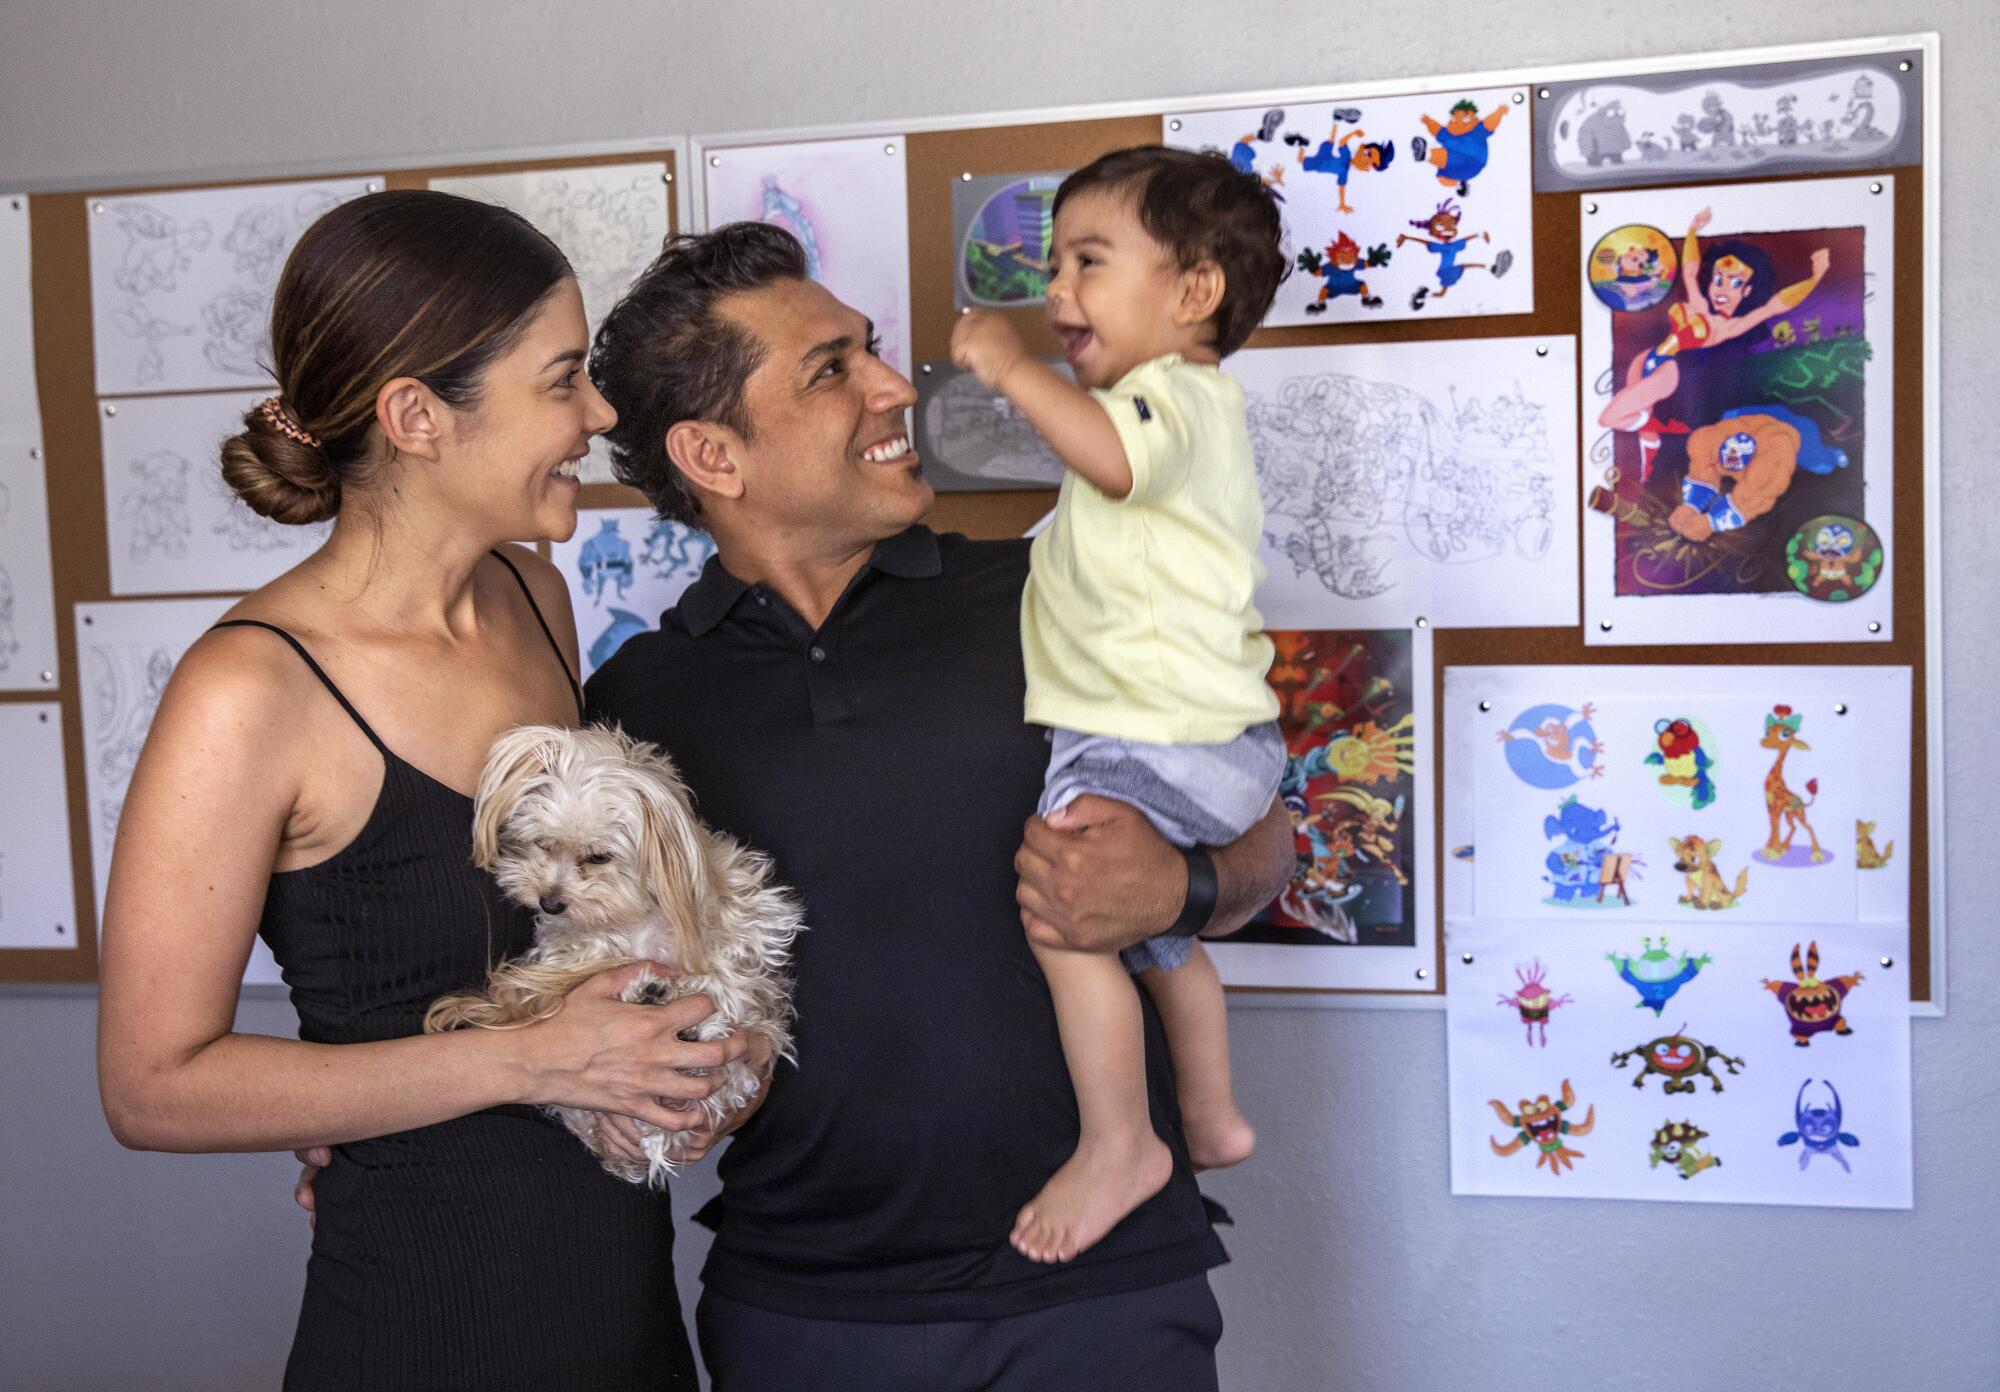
[703,136,913,377]
[1166,89,1535,327]
[99,391,330,596]
[1208,626,1435,993]
[1580,176,1894,646]
[88,177,379,396]
[1232,337,1578,630]
[0,703,79,948]
[550,507,715,679]
[0,435,59,691]
[1446,914,1912,1208]
[430,162,671,484]
[74,598,281,982]
[1446,665,1909,927]
[1,196,41,439]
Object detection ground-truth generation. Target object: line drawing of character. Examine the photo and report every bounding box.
[760,176,825,281]
[1296,232,1389,314]
[111,298,194,387]
[535,172,667,330]
[1696,91,1737,148]
[201,286,271,378]
[1282,108,1393,214]
[1779,1078,1860,1171]
[293,188,346,231]
[1412,99,1508,195]
[640,519,717,580]
[1396,200,1511,311]
[921,367,1067,486]
[222,202,289,280]
[89,641,179,854]
[0,561,17,672]
[1597,207,1831,479]
[120,452,193,561]
[206,469,323,554]
[575,517,636,605]
[111,203,211,296]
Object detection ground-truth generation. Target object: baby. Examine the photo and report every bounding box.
[951,145,1287,1264]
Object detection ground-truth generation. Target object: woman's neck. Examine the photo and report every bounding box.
[304,494,505,640]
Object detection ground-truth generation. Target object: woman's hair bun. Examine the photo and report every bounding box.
[220,405,340,525]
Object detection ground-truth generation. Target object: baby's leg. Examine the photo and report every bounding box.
[1012,938,1173,1265]
[1138,942,1254,1171]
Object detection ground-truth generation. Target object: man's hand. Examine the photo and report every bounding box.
[1016,796,1188,954]
[950,309,1029,393]
[590,1030,778,1168]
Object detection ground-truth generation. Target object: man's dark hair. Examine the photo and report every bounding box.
[1052,145,1286,357]
[589,222,811,528]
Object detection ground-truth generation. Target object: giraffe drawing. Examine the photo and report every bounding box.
[1758,705,1825,864]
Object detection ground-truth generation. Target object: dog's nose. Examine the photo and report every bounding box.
[538,894,568,916]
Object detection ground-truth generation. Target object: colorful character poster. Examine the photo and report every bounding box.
[950,173,1066,310]
[0,703,77,948]
[1165,88,1534,327]
[86,176,380,396]
[1535,51,1922,191]
[551,506,714,678]
[431,162,672,484]
[74,599,282,984]
[1581,176,1894,645]
[1207,626,1434,992]
[1445,663,1914,1208]
[1232,337,1578,630]
[99,391,331,596]
[702,136,912,379]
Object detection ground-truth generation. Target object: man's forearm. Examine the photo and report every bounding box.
[1201,797,1295,937]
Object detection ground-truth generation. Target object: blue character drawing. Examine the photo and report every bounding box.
[760,177,824,280]
[642,519,716,580]
[1498,702,1604,789]
[1227,107,1291,202]
[1297,232,1389,314]
[1606,936,1711,1015]
[1413,98,1509,195]
[1543,796,1630,906]
[1779,1079,1860,1173]
[1281,108,1393,214]
[1396,201,1509,312]
[588,607,651,674]
[576,518,636,606]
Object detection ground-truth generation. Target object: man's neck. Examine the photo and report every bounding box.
[711,526,884,631]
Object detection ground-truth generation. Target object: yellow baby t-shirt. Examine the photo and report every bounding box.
[1021,354,1278,745]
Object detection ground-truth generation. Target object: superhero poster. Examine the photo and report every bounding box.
[1580,176,1894,645]
[1208,626,1435,993]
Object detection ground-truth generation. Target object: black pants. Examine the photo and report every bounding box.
[696,1274,1224,1392]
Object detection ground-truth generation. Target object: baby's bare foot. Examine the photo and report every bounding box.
[1010,1132,1172,1264]
[1183,1100,1256,1172]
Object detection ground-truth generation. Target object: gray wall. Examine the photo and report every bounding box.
[3,3,1996,1389]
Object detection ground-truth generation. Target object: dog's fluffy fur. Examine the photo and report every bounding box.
[425,724,803,1186]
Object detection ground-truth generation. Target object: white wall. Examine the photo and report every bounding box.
[4,3,1997,1389]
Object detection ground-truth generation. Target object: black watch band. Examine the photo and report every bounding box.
[1165,844,1219,939]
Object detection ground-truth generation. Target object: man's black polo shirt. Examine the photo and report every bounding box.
[584,525,1227,1323]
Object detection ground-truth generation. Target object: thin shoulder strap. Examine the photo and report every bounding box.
[488,548,585,719]
[210,619,392,757]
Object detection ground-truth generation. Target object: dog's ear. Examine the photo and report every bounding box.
[471,726,562,870]
[627,743,714,974]
[1706,839,1721,857]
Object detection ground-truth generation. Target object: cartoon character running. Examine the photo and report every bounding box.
[1229,108,1290,199]
[1413,99,1509,195]
[1283,110,1394,215]
[1599,207,1831,479]
[1297,231,1388,314]
[1396,199,1509,310]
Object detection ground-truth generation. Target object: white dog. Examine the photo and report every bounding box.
[425,724,804,1186]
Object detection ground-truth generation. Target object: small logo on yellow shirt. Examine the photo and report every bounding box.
[1133,396,1153,423]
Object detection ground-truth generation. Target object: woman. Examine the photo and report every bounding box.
[96,190,733,1390]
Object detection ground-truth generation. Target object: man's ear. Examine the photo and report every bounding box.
[665,421,745,505]
[376,378,445,462]
[1174,260,1227,330]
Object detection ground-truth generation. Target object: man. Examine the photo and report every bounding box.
[583,222,1294,1391]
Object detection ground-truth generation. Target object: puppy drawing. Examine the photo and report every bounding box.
[1670,834,1748,911]
[426,724,804,1185]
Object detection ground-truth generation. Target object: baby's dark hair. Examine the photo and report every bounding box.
[1053,145,1286,357]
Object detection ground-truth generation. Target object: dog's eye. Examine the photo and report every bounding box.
[584,852,613,866]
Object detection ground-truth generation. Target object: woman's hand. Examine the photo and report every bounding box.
[293,1145,331,1228]
[511,963,749,1135]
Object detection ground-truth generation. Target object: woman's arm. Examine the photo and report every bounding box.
[97,634,740,1154]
